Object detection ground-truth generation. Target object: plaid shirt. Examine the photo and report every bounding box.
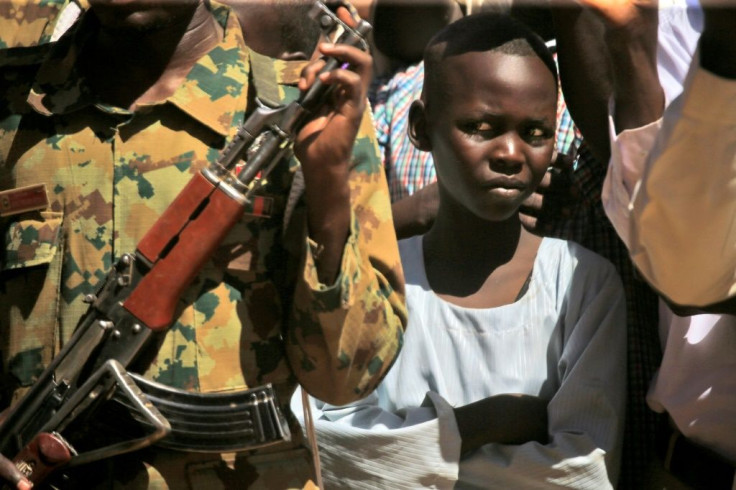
[370,62,434,202]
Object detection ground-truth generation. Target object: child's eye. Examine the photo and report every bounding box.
[524,126,553,144]
[462,121,493,135]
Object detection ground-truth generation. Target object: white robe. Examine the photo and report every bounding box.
[293,236,627,489]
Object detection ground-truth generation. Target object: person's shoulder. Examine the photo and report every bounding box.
[540,237,620,283]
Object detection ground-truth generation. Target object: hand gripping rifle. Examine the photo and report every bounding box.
[0,4,371,487]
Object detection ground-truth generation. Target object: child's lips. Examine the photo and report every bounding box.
[482,177,526,198]
[486,186,522,199]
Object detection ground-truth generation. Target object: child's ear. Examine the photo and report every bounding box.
[408,100,432,152]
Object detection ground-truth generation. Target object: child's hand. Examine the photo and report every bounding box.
[454,394,549,456]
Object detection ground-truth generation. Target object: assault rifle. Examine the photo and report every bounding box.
[0,3,371,487]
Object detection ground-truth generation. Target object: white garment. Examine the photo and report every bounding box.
[648,304,736,463]
[657,0,703,106]
[603,0,703,275]
[294,237,627,489]
[631,62,736,307]
[602,48,736,472]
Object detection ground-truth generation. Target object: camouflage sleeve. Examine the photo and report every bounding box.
[0,0,71,50]
[286,107,407,406]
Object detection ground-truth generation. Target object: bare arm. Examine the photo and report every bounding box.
[551,6,613,164]
[583,0,664,132]
[391,182,439,240]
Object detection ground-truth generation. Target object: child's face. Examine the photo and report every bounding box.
[425,50,557,222]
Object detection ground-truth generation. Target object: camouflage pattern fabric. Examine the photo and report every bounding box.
[0,0,67,49]
[0,0,85,66]
[0,3,406,487]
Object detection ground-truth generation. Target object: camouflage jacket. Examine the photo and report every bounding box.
[0,3,406,418]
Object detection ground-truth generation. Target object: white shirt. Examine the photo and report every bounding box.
[295,237,627,489]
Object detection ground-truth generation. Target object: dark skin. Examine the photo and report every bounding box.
[0,2,373,487]
[79,0,224,111]
[230,0,319,61]
[389,3,569,241]
[409,49,558,454]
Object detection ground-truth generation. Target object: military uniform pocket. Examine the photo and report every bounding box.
[2,210,63,271]
[1,211,63,396]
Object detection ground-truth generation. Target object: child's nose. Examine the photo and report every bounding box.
[489,132,524,174]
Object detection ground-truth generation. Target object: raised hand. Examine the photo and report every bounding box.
[293,5,374,284]
[570,0,658,29]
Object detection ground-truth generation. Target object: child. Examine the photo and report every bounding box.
[296,12,627,489]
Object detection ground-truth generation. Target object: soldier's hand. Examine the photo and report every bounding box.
[292,6,373,284]
[0,454,32,489]
[294,5,372,172]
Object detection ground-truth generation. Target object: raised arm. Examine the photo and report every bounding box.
[583,0,664,132]
[287,7,407,405]
[551,5,613,164]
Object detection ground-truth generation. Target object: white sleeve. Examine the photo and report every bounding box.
[292,389,462,489]
[601,106,663,248]
[456,262,627,489]
[629,64,736,306]
[656,1,702,106]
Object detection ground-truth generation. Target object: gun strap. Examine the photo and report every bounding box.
[301,388,324,490]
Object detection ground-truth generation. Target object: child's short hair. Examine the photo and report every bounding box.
[423,12,558,99]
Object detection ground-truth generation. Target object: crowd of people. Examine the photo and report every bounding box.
[0,0,733,489]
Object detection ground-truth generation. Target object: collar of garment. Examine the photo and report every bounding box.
[24,2,309,138]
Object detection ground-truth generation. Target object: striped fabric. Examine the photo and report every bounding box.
[370,62,434,202]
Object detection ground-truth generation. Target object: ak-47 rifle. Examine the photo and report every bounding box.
[0,3,371,487]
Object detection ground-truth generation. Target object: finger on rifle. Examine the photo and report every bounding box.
[317,42,372,87]
[317,67,364,107]
[335,4,359,28]
[298,58,328,92]
[0,455,31,489]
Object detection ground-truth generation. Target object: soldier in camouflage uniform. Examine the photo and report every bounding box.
[0,0,407,488]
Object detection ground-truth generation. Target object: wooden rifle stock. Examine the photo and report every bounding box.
[123,173,245,331]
